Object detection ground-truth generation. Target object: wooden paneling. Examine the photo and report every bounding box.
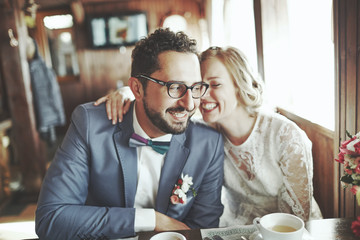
[253,0,264,80]
[277,108,335,219]
[0,0,47,194]
[334,0,360,218]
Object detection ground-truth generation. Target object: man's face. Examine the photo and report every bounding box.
[136,51,202,138]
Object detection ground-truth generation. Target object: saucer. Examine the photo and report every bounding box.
[248,230,313,240]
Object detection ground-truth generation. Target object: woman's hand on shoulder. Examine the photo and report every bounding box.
[94,87,134,124]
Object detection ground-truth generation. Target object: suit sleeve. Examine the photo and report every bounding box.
[35,105,136,240]
[183,131,224,228]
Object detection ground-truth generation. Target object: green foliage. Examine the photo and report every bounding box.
[346,130,353,139]
[341,174,354,184]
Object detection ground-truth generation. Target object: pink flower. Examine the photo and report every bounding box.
[345,168,354,175]
[170,195,180,204]
[354,141,360,154]
[341,137,355,148]
[355,157,360,165]
[172,185,180,194]
[335,152,345,163]
[340,137,359,155]
[356,164,360,174]
[341,137,360,156]
[352,217,360,237]
[351,186,360,195]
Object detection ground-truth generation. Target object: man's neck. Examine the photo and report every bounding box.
[133,102,166,139]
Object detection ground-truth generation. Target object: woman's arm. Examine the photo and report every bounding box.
[277,123,314,221]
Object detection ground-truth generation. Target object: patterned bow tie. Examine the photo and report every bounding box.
[129,133,171,155]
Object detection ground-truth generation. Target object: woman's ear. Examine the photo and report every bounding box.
[128,77,144,100]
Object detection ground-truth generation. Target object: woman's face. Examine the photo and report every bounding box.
[200,57,239,124]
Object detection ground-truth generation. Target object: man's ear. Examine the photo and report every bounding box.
[128,77,144,100]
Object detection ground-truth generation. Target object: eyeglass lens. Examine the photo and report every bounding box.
[168,83,207,99]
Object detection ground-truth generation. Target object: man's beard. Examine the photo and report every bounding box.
[143,98,194,134]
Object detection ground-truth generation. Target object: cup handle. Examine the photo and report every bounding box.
[253,217,261,231]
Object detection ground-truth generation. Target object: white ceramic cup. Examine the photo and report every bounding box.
[253,213,304,240]
[149,232,186,240]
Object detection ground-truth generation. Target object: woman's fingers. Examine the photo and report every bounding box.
[94,96,108,106]
[94,89,132,124]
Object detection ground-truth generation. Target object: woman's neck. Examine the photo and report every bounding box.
[218,107,257,146]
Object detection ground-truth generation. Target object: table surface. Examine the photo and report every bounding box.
[138,218,359,240]
[0,218,357,240]
[305,218,358,240]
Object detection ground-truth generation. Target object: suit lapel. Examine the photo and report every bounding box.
[113,104,138,208]
[156,133,189,213]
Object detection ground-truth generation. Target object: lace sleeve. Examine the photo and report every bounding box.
[277,122,313,221]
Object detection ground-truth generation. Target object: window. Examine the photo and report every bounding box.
[263,0,334,130]
[43,14,79,77]
[35,9,80,83]
[209,0,258,72]
[211,0,335,130]
[87,12,148,48]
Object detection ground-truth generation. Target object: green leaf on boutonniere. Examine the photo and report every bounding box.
[341,174,354,184]
[192,188,197,197]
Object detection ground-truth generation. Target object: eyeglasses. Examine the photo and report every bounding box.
[136,74,209,99]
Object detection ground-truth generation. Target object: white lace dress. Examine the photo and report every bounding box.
[219,111,322,227]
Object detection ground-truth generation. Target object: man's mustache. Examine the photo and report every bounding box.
[167,106,196,113]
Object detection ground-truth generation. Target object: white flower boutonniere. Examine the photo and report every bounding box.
[170,173,197,204]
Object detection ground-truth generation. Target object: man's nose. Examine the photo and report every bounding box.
[179,89,195,111]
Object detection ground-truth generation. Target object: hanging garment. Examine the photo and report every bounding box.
[28,38,66,144]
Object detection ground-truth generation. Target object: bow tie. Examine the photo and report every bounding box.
[129,133,171,155]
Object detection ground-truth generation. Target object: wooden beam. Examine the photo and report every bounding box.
[253,0,264,81]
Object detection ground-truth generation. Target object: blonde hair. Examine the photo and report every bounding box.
[200,46,264,115]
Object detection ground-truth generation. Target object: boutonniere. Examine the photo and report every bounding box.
[170,173,197,204]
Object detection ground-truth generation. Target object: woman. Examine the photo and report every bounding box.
[95,46,322,226]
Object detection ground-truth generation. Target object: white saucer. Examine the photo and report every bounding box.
[248,230,313,240]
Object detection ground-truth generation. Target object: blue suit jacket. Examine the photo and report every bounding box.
[35,102,224,240]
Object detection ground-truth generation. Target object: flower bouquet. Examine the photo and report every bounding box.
[335,131,360,236]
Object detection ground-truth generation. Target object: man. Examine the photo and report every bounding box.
[35,28,224,239]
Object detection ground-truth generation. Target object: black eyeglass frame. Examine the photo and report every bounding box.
[136,74,209,99]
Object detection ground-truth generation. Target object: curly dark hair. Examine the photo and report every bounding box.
[131,28,198,85]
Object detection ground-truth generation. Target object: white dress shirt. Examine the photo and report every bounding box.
[132,105,172,232]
